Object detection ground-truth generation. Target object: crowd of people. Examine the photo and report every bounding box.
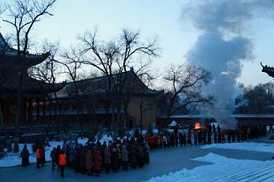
[18,123,269,177]
[20,135,150,177]
[145,124,264,149]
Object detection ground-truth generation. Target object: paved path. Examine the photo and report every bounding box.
[0,146,273,182]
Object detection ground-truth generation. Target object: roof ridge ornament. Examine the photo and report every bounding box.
[260,61,274,78]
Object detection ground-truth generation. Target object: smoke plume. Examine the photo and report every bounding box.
[183,0,274,128]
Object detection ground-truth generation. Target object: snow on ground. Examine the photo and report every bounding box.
[201,142,274,153]
[0,141,62,167]
[145,152,274,182]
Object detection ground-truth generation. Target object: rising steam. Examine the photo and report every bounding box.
[183,0,274,128]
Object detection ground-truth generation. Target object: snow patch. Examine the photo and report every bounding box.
[202,142,274,153]
[145,152,274,182]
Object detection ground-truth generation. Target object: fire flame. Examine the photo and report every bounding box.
[194,121,201,129]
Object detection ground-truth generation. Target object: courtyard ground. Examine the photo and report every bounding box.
[0,142,274,182]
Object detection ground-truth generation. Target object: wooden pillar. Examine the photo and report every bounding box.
[50,100,54,126]
[54,100,57,123]
[42,98,46,122]
[58,101,63,125]
[36,98,40,122]
[25,98,29,123]
[28,98,33,123]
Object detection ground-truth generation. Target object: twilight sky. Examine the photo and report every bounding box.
[1,0,274,87]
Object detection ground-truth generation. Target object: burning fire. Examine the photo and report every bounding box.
[194,121,201,129]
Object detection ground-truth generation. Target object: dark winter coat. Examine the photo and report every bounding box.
[85,149,93,172]
[129,144,137,168]
[136,144,145,167]
[104,146,111,164]
[94,149,102,173]
[20,146,30,166]
[121,144,128,162]
[79,149,87,172]
[111,147,120,171]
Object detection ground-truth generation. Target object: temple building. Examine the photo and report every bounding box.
[0,34,64,127]
[0,33,160,131]
[32,69,161,130]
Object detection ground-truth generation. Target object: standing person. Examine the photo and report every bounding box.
[208,124,212,144]
[129,140,137,169]
[143,142,150,164]
[85,148,93,176]
[94,147,103,176]
[103,145,111,173]
[41,146,45,167]
[50,147,57,170]
[162,135,168,148]
[79,147,87,174]
[111,145,119,172]
[58,150,67,177]
[74,144,82,172]
[182,131,187,146]
[55,145,61,171]
[170,132,175,147]
[179,132,183,146]
[194,131,198,145]
[117,143,122,170]
[136,142,145,168]
[175,130,179,147]
[212,124,216,143]
[121,143,128,170]
[20,144,30,167]
[36,146,43,168]
[217,125,221,143]
[187,129,192,145]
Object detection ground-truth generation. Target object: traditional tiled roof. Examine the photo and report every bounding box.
[0,33,65,96]
[58,69,159,97]
[0,33,50,68]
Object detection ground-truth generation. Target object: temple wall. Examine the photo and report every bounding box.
[127,96,157,128]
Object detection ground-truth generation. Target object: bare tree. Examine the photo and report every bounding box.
[56,48,91,129]
[30,41,59,84]
[60,48,85,83]
[79,29,158,88]
[235,82,274,114]
[2,0,57,133]
[117,30,158,72]
[163,64,212,121]
[78,29,159,128]
[79,30,119,90]
[3,0,56,54]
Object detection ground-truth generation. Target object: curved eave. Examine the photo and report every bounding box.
[42,81,66,94]
[0,52,50,68]
[0,80,66,96]
[24,80,66,95]
[25,52,50,67]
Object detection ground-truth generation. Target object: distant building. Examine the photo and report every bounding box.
[157,114,274,129]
